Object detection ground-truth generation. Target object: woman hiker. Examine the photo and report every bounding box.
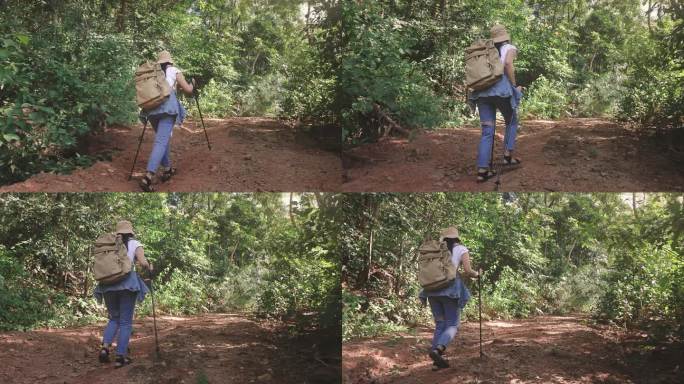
[469,24,524,183]
[419,226,481,369]
[95,220,153,368]
[139,50,195,192]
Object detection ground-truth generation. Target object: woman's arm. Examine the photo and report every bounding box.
[134,247,152,271]
[504,48,518,87]
[176,72,194,96]
[461,252,480,278]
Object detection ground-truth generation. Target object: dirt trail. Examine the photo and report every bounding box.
[0,118,342,192]
[343,316,682,384]
[0,313,340,384]
[343,118,684,192]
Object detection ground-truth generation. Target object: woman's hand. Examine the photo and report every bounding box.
[478,268,483,278]
[138,260,151,271]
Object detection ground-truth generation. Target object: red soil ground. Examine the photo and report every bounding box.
[343,119,684,192]
[0,118,342,192]
[0,313,340,384]
[343,316,682,384]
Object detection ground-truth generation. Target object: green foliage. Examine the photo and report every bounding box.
[340,193,684,341]
[140,270,210,316]
[339,2,446,144]
[541,264,605,314]
[0,30,137,183]
[487,266,540,318]
[342,290,413,341]
[618,23,684,128]
[0,193,340,333]
[0,246,102,331]
[339,0,684,144]
[257,195,341,332]
[0,1,335,183]
[519,75,568,119]
[571,71,626,117]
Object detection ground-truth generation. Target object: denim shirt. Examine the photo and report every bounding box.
[94,270,150,303]
[469,74,523,110]
[419,276,471,309]
[143,90,187,126]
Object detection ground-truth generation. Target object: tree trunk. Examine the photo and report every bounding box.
[83,250,90,298]
[118,0,128,33]
[289,192,296,227]
[230,239,240,265]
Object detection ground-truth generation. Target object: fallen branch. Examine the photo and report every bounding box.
[372,103,411,137]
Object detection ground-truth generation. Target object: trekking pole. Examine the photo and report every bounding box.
[128,115,149,181]
[149,269,161,358]
[193,92,212,151]
[494,154,504,192]
[479,273,483,358]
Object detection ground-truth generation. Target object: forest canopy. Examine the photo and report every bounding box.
[338,0,684,144]
[339,193,684,341]
[0,1,337,183]
[0,192,341,334]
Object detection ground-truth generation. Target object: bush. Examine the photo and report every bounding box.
[342,290,411,340]
[0,247,103,330]
[540,264,605,314]
[210,264,264,311]
[519,75,569,119]
[595,243,681,338]
[618,22,684,129]
[571,71,625,117]
[257,254,339,331]
[339,3,446,144]
[0,31,137,184]
[487,266,541,318]
[281,46,336,123]
[234,73,285,117]
[619,67,684,128]
[138,269,209,316]
[188,80,237,118]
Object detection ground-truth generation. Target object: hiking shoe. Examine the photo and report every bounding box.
[476,169,496,183]
[160,167,177,183]
[114,355,132,368]
[429,349,449,369]
[503,155,522,166]
[98,347,110,363]
[139,175,155,192]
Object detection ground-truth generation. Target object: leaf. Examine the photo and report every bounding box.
[3,133,20,142]
[16,34,30,46]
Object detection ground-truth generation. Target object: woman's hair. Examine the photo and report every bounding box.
[120,233,135,250]
[160,62,172,74]
[495,41,510,56]
[444,237,461,251]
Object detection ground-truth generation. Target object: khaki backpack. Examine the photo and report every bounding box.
[93,233,132,284]
[417,240,458,291]
[465,39,504,91]
[135,61,171,111]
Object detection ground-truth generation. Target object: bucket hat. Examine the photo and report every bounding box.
[491,24,511,43]
[116,220,135,235]
[157,50,174,65]
[439,226,460,242]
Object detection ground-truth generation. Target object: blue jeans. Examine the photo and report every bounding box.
[428,296,462,350]
[476,97,518,169]
[103,290,137,356]
[146,115,175,173]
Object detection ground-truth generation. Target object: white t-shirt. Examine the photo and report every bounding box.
[164,66,179,89]
[126,239,142,263]
[450,244,469,269]
[499,43,517,65]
